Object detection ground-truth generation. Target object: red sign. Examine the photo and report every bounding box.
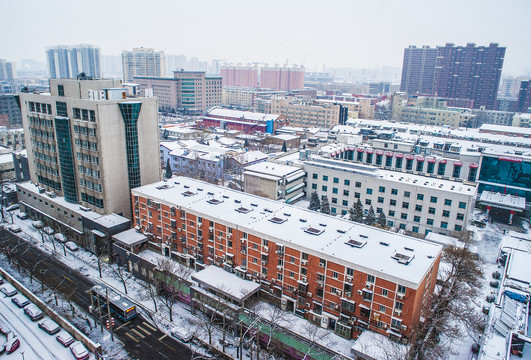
[499,156,522,163]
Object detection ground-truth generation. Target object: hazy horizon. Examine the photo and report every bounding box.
[2,0,530,76]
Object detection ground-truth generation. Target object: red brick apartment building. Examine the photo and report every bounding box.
[131,177,442,341]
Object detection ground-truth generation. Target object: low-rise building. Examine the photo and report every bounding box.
[131,177,442,342]
[244,162,305,202]
[271,97,347,128]
[201,107,286,134]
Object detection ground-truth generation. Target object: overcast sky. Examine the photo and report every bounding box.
[2,0,529,75]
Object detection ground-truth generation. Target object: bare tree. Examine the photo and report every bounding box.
[253,303,292,352]
[109,262,135,295]
[156,257,194,321]
[301,323,333,360]
[143,282,159,313]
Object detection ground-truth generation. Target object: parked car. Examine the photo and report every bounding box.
[56,330,74,347]
[171,326,193,343]
[471,220,486,228]
[24,304,44,321]
[0,320,10,335]
[42,226,54,235]
[32,220,44,229]
[16,212,28,220]
[5,204,19,212]
[0,283,17,297]
[11,294,30,308]
[0,275,4,285]
[53,233,68,243]
[70,341,90,360]
[5,332,20,354]
[7,225,21,233]
[38,319,60,334]
[65,241,79,252]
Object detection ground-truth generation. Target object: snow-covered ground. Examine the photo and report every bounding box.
[5,209,356,360]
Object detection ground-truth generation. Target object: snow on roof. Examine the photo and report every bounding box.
[479,191,526,212]
[113,229,148,247]
[0,153,13,164]
[270,134,299,141]
[425,233,464,248]
[244,162,304,178]
[207,108,281,122]
[480,123,531,136]
[132,177,443,288]
[92,213,129,228]
[192,265,261,301]
[160,141,182,152]
[351,330,409,360]
[507,250,531,285]
[233,151,268,165]
[306,157,477,195]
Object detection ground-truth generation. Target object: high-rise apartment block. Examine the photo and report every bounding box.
[135,71,222,113]
[399,46,437,95]
[122,48,165,83]
[260,65,305,90]
[132,177,442,342]
[0,59,16,83]
[400,43,505,110]
[19,78,160,219]
[435,43,505,110]
[517,80,531,113]
[220,65,259,88]
[46,44,101,79]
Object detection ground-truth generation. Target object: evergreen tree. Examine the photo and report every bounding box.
[377,212,387,227]
[320,196,330,214]
[165,159,172,179]
[348,199,364,223]
[365,206,376,225]
[282,142,287,152]
[244,139,249,148]
[308,191,321,211]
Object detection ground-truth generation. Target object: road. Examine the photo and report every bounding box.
[0,228,192,360]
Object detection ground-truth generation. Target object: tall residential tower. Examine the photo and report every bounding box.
[399,46,437,95]
[46,44,101,79]
[121,47,165,83]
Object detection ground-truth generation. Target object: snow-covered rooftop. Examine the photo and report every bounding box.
[113,229,148,247]
[351,330,409,360]
[507,250,531,285]
[244,162,303,178]
[207,108,281,122]
[132,177,443,288]
[480,123,531,136]
[192,265,261,301]
[479,191,527,212]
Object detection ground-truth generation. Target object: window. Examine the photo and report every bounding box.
[456,213,464,221]
[331,197,337,204]
[366,188,373,195]
[347,267,354,276]
[58,85,64,97]
[332,188,338,194]
[395,301,404,310]
[323,175,328,181]
[444,199,452,206]
[430,196,438,203]
[343,190,349,196]
[322,185,327,191]
[365,199,372,205]
[399,223,406,229]
[395,157,403,168]
[401,213,408,220]
[402,202,409,209]
[388,210,395,217]
[427,218,434,225]
[333,177,339,184]
[414,216,420,223]
[379,186,385,193]
[452,165,461,178]
[354,192,360,199]
[442,210,450,217]
[459,201,466,209]
[404,191,410,198]
[342,200,348,206]
[378,197,384,203]
[344,179,350,186]
[312,173,318,179]
[312,183,317,189]
[367,274,375,283]
[428,207,436,214]
[406,159,413,170]
[332,271,339,279]
[438,162,446,176]
[381,289,388,296]
[416,161,424,172]
[390,199,396,206]
[319,259,326,268]
[417,194,424,200]
[376,207,382,213]
[397,285,406,294]
[412,226,419,233]
[415,204,422,212]
[391,189,398,195]
[441,221,448,229]
[355,182,361,188]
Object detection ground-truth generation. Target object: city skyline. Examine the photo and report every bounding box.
[2,0,530,76]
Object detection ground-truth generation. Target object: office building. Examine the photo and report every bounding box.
[122,48,165,83]
[220,65,259,88]
[260,65,305,90]
[305,157,477,236]
[46,44,101,79]
[132,177,442,342]
[0,59,16,83]
[271,97,347,128]
[400,46,437,95]
[434,43,505,110]
[19,78,160,219]
[135,71,222,114]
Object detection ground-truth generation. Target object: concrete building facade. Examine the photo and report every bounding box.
[122,47,165,83]
[271,97,347,128]
[132,177,442,342]
[243,162,305,203]
[19,78,160,219]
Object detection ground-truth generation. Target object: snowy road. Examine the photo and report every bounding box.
[0,293,77,360]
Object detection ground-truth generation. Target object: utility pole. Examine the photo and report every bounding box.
[106,288,114,341]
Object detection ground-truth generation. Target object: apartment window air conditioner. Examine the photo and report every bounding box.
[397,293,405,300]
[277,265,283,271]
[337,290,342,296]
[366,283,372,289]
[357,290,363,295]
[301,276,307,283]
[264,246,269,252]
[401,325,407,331]
[395,310,402,316]
[346,276,352,283]
[307,292,312,297]
[302,259,308,266]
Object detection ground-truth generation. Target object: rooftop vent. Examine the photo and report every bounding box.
[304,227,324,235]
[380,241,389,246]
[392,252,414,265]
[283,213,291,217]
[337,229,346,234]
[251,203,258,207]
[235,207,252,214]
[182,191,195,197]
[222,195,229,199]
[299,218,307,223]
[269,217,287,224]
[234,199,241,204]
[359,234,368,239]
[207,199,223,205]
[345,239,366,248]
[207,192,214,195]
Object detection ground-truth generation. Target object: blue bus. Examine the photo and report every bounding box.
[89,284,137,322]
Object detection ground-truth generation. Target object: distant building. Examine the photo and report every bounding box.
[201,107,286,134]
[122,47,165,83]
[244,162,305,202]
[512,113,531,128]
[46,44,101,79]
[220,65,259,88]
[260,65,305,90]
[19,78,160,219]
[135,71,222,114]
[400,46,437,95]
[222,87,287,109]
[0,59,16,83]
[0,94,22,128]
[517,80,531,113]
[12,150,30,182]
[271,97,347,128]
[434,43,505,110]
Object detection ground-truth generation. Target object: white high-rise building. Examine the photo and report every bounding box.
[46,44,101,79]
[121,48,165,83]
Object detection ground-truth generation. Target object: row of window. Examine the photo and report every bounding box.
[74,139,98,151]
[73,108,96,122]
[31,140,56,153]
[28,102,52,115]
[76,152,100,165]
[77,165,101,179]
[29,116,53,127]
[33,151,58,164]
[30,128,55,140]
[73,125,97,137]
[79,178,102,192]
[35,163,59,177]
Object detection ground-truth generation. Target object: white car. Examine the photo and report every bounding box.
[16,212,28,220]
[56,330,74,347]
[24,304,44,321]
[38,319,60,334]
[7,225,21,233]
[53,233,68,243]
[11,294,30,308]
[65,241,79,251]
[42,226,54,235]
[171,326,193,343]
[32,220,44,229]
[5,204,19,212]
[0,283,17,297]
[70,341,89,360]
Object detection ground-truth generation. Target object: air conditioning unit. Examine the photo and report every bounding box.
[240,238,246,243]
[261,260,267,266]
[346,276,353,283]
[264,246,269,252]
[307,292,312,297]
[366,283,373,289]
[209,227,214,232]
[197,222,202,226]
[337,290,342,296]
[397,293,405,300]
[357,290,363,295]
[277,265,283,271]
[335,304,340,310]
[401,325,407,331]
[241,250,247,254]
[178,228,182,232]
[302,259,308,266]
[395,310,402,317]
[348,319,355,326]
[227,233,232,239]
[271,278,276,283]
